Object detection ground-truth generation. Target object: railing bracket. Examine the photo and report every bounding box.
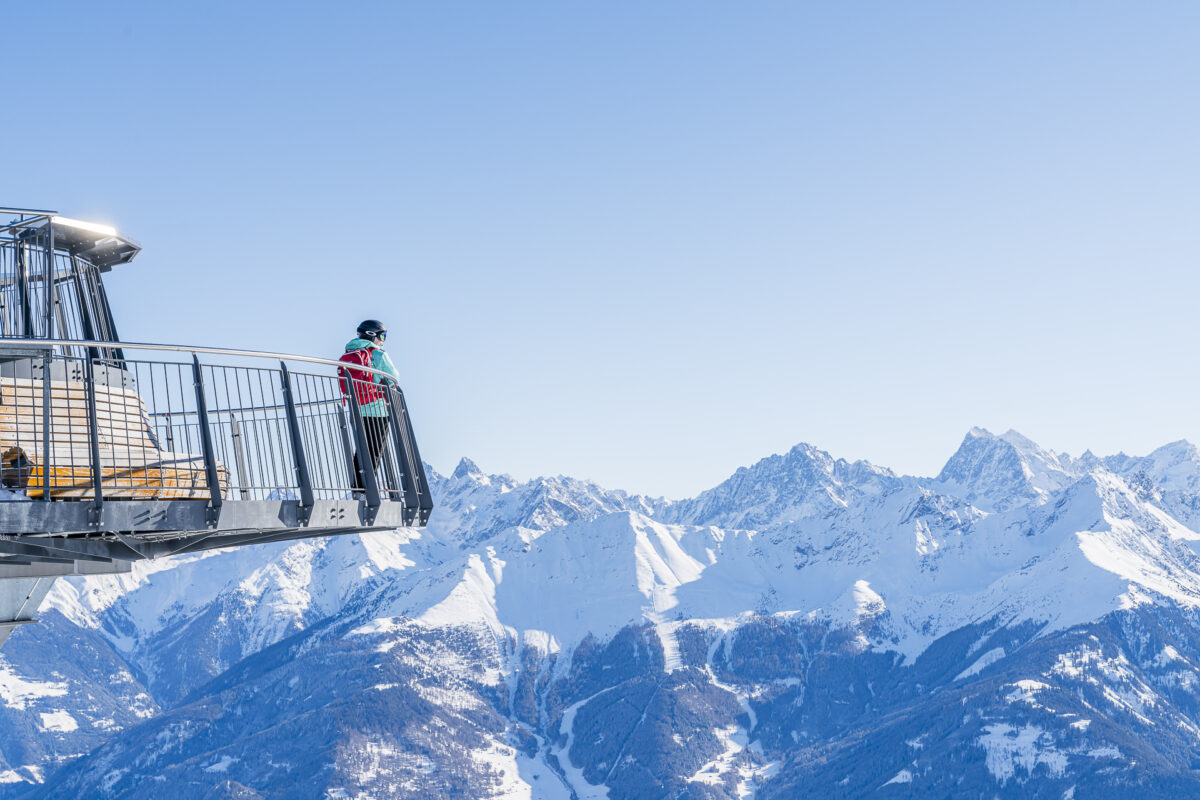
[191,355,224,520]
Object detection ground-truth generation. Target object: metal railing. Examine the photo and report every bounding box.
[0,338,433,527]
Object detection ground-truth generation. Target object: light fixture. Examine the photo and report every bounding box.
[51,216,119,238]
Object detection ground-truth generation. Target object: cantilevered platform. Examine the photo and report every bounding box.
[0,207,433,643]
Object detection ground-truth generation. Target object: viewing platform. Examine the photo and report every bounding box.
[0,207,432,643]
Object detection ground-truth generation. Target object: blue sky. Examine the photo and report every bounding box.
[5,2,1200,497]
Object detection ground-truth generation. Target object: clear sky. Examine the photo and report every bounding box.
[5,1,1200,498]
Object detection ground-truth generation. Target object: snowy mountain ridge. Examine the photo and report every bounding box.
[6,427,1200,798]
[36,426,1200,687]
[347,429,1200,664]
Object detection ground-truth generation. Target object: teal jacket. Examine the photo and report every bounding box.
[344,338,399,417]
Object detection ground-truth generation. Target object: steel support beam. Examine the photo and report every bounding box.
[15,242,31,338]
[42,221,53,338]
[192,355,223,525]
[280,363,314,522]
[388,386,433,525]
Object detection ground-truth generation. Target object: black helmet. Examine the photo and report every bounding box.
[357,319,387,341]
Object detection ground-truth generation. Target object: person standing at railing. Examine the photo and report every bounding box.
[339,319,399,494]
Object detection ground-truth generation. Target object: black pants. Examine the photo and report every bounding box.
[352,415,390,491]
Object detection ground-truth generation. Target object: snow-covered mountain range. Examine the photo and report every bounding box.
[4,428,1200,798]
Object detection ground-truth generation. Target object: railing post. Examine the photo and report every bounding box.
[343,376,381,521]
[40,352,51,502]
[386,386,433,526]
[83,357,103,527]
[279,362,314,523]
[191,355,222,525]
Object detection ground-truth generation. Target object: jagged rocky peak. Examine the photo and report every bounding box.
[451,456,484,480]
[440,457,521,496]
[935,427,1081,512]
[663,441,900,528]
[425,458,658,550]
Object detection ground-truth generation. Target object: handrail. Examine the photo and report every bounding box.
[0,337,401,383]
[0,208,58,217]
[147,397,340,419]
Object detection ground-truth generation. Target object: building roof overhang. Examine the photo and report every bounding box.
[49,216,141,271]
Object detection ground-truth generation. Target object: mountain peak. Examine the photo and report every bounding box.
[936,427,1079,512]
[452,457,484,480]
[997,428,1041,451]
[786,441,828,458]
[1147,439,1200,463]
[961,427,1040,449]
[660,441,899,528]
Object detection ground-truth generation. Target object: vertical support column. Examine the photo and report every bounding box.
[191,355,222,525]
[16,241,31,338]
[93,274,125,363]
[40,352,51,502]
[68,255,99,364]
[279,363,314,523]
[83,357,103,527]
[42,221,53,338]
